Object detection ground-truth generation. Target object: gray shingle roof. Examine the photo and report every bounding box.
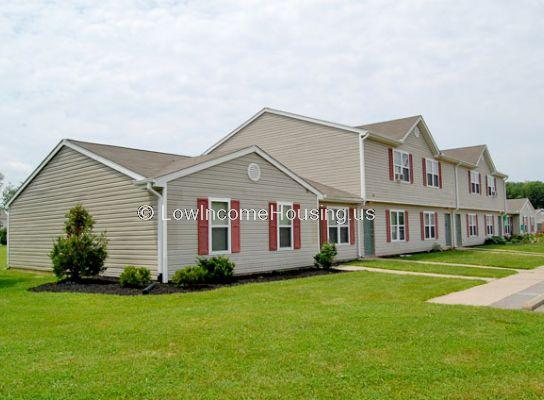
[507,198,529,214]
[303,178,361,201]
[357,115,421,141]
[441,145,486,165]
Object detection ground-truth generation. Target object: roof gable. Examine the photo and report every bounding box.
[357,115,421,141]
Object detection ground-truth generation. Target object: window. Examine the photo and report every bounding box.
[487,175,496,196]
[486,215,494,236]
[504,217,511,235]
[328,208,350,245]
[278,202,293,249]
[390,210,406,241]
[470,171,481,194]
[530,217,535,233]
[468,214,478,237]
[522,216,528,234]
[424,212,437,240]
[210,199,230,253]
[426,159,440,188]
[393,150,410,182]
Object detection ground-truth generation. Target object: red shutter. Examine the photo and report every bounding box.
[405,210,410,242]
[468,171,472,193]
[476,213,480,235]
[422,158,427,186]
[231,200,240,253]
[478,174,482,195]
[197,198,209,255]
[293,203,301,249]
[435,212,439,239]
[269,202,277,251]
[438,162,443,189]
[485,176,489,196]
[385,209,391,243]
[319,206,328,246]
[409,154,414,184]
[388,148,394,180]
[466,214,470,237]
[349,207,356,245]
[420,212,425,240]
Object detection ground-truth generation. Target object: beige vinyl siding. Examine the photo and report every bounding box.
[209,112,361,196]
[8,146,158,277]
[321,201,359,261]
[369,203,453,256]
[514,202,538,234]
[458,210,502,246]
[364,126,456,208]
[457,158,506,212]
[166,153,319,276]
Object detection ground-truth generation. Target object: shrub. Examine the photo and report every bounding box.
[485,236,507,245]
[430,243,443,252]
[197,256,235,282]
[172,265,208,287]
[120,266,151,288]
[0,227,6,245]
[314,242,338,269]
[50,204,108,282]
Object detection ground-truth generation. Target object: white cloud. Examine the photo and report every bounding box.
[0,0,543,185]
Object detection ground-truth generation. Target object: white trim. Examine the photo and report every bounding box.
[470,170,481,195]
[393,149,411,183]
[208,197,232,255]
[277,201,294,250]
[485,214,494,236]
[6,139,145,208]
[6,209,9,268]
[161,184,168,282]
[203,108,368,155]
[423,211,437,240]
[402,117,441,156]
[326,207,350,246]
[468,213,478,237]
[425,158,440,188]
[486,174,497,196]
[154,146,323,199]
[390,209,406,242]
[359,133,368,199]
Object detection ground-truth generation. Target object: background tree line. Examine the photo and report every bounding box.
[507,181,544,209]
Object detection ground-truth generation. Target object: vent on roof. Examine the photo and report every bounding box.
[247,163,261,182]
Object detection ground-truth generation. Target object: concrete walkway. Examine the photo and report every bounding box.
[337,265,493,281]
[461,247,544,258]
[429,266,544,308]
[393,258,521,272]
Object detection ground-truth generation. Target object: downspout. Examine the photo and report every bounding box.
[145,182,168,283]
[453,163,460,247]
[5,209,9,269]
[358,133,369,258]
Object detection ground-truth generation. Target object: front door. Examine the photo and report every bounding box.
[455,214,462,247]
[444,213,452,247]
[364,215,375,257]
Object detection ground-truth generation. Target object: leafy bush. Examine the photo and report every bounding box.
[485,236,507,245]
[172,265,208,287]
[314,242,338,269]
[119,266,151,288]
[0,227,6,245]
[197,256,235,282]
[50,204,108,281]
[430,243,443,252]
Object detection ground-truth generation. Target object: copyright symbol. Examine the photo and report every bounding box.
[138,205,155,221]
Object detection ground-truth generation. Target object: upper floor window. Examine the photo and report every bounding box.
[390,210,406,241]
[393,150,410,182]
[278,202,293,249]
[424,211,437,240]
[426,159,440,188]
[487,175,496,196]
[468,214,478,237]
[327,208,350,245]
[210,199,231,253]
[470,171,481,194]
[485,215,494,236]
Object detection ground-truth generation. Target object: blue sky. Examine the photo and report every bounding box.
[1,0,543,187]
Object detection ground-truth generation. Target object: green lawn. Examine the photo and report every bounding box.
[346,259,516,278]
[0,246,6,269]
[2,265,544,399]
[398,249,544,269]
[479,242,544,254]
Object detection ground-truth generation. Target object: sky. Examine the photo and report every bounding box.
[1,0,543,188]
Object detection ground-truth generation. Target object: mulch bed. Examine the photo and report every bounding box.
[28,268,343,296]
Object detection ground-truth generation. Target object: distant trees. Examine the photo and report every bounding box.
[507,181,544,209]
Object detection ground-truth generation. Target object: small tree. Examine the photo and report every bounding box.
[50,204,108,281]
[314,243,338,269]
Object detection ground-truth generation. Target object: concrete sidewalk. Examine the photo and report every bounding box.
[337,265,493,281]
[429,266,544,308]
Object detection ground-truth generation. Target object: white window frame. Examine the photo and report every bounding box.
[393,149,411,183]
[423,211,437,240]
[470,171,481,194]
[425,158,440,188]
[208,197,231,255]
[485,215,494,236]
[504,217,511,235]
[327,207,350,246]
[390,209,406,242]
[530,217,535,233]
[468,214,478,237]
[487,175,496,196]
[277,201,294,250]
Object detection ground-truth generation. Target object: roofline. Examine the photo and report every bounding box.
[203,108,368,155]
[6,139,146,208]
[150,145,324,198]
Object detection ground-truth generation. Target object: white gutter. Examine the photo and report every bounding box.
[6,209,9,268]
[145,182,168,283]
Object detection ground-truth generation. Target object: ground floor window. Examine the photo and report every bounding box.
[424,211,436,240]
[504,217,511,235]
[278,202,293,249]
[390,210,406,242]
[210,199,230,253]
[485,215,494,236]
[468,214,478,237]
[328,208,350,245]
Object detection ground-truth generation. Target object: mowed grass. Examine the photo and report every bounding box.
[346,259,516,279]
[0,246,6,268]
[2,255,544,398]
[479,242,544,254]
[398,249,544,269]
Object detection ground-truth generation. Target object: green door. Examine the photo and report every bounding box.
[444,213,452,247]
[364,215,375,257]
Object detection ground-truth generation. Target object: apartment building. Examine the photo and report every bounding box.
[205,108,509,257]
